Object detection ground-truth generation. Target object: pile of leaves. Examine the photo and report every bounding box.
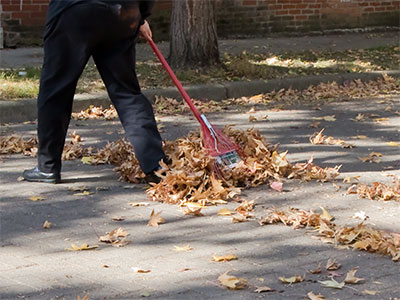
[260,207,400,261]
[0,133,90,161]
[348,179,400,202]
[83,127,340,205]
[154,96,223,115]
[0,135,37,156]
[71,105,118,120]
[231,75,400,106]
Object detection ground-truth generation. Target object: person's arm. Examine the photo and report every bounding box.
[139,0,156,25]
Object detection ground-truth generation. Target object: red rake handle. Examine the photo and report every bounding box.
[146,37,203,124]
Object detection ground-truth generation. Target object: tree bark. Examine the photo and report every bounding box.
[169,0,220,68]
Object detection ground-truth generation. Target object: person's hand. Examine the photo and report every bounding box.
[139,20,152,40]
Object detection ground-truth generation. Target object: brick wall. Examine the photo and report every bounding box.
[1,0,399,47]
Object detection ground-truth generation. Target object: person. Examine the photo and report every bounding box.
[23,0,166,184]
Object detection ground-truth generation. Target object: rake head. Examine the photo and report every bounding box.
[199,114,243,173]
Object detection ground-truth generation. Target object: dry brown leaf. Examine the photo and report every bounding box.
[131,267,151,273]
[129,202,150,207]
[279,275,304,284]
[29,196,45,202]
[232,214,247,223]
[112,216,125,221]
[218,272,248,290]
[77,295,89,300]
[218,208,235,216]
[308,263,322,274]
[66,243,98,251]
[99,227,130,247]
[344,268,365,284]
[212,254,238,262]
[363,289,377,295]
[307,292,325,300]
[148,210,165,227]
[173,244,193,252]
[254,286,273,293]
[43,220,52,229]
[320,207,334,222]
[326,258,341,270]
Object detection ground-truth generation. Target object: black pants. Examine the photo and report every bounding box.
[37,2,166,175]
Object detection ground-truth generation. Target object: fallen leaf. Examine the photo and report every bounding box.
[66,243,99,251]
[308,263,322,274]
[307,292,325,300]
[326,258,341,270]
[318,278,345,289]
[254,286,273,293]
[17,176,24,182]
[68,186,88,192]
[232,214,247,223]
[344,268,364,284]
[270,181,283,192]
[148,210,165,227]
[212,254,238,262]
[112,216,125,221]
[131,267,151,273]
[43,220,52,229]
[178,268,191,272]
[128,202,150,207]
[352,211,368,221]
[343,176,360,183]
[173,244,193,252]
[355,135,367,139]
[218,208,235,216]
[312,115,336,122]
[29,196,45,202]
[74,191,94,196]
[363,289,377,295]
[81,156,94,165]
[218,272,248,290]
[386,141,400,147]
[279,275,304,284]
[77,295,89,300]
[320,207,334,222]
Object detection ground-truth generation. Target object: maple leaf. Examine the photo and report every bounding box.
[81,156,94,165]
[212,254,238,262]
[218,272,248,290]
[218,208,235,216]
[279,275,304,284]
[173,244,193,252]
[232,214,247,223]
[254,286,273,293]
[43,220,52,229]
[308,263,322,274]
[73,191,94,196]
[99,227,130,247]
[326,258,341,270]
[307,292,325,300]
[320,207,334,222]
[66,243,98,251]
[344,268,364,284]
[318,278,345,289]
[29,196,45,202]
[148,210,165,227]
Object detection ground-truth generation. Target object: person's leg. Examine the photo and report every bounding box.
[36,14,92,175]
[93,38,166,175]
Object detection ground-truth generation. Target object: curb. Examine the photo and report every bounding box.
[1,70,399,124]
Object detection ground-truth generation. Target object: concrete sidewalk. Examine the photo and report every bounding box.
[1,92,400,299]
[0,31,398,68]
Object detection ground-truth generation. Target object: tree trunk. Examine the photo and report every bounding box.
[169,0,220,68]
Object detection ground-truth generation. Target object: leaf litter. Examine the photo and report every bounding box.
[259,207,400,261]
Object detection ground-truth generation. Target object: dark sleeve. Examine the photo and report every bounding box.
[139,0,156,25]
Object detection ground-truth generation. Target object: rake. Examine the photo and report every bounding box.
[146,37,242,172]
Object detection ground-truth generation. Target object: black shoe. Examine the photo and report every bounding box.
[144,168,162,184]
[23,166,61,184]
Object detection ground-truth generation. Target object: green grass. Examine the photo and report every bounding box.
[1,45,398,100]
